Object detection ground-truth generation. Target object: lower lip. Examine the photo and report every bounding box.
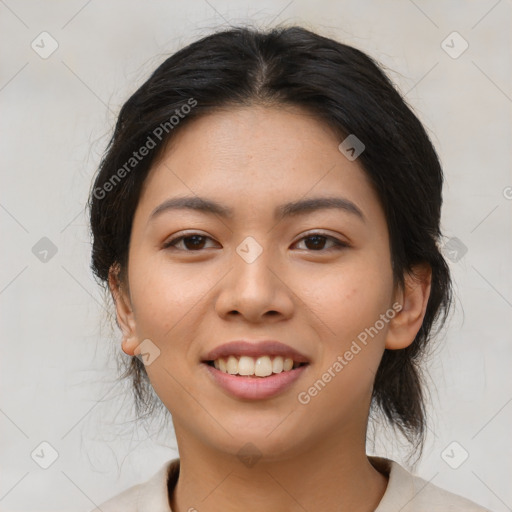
[202,363,309,400]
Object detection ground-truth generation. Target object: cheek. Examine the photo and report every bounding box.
[127,259,206,408]
[304,254,393,341]
[297,263,392,414]
[128,255,209,336]
[300,255,394,407]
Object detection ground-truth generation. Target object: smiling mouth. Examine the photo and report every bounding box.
[204,355,308,377]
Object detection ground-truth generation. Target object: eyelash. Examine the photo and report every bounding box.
[162,232,350,252]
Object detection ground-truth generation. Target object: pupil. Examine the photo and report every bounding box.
[306,235,325,250]
[186,235,205,250]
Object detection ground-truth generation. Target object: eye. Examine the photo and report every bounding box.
[162,233,219,251]
[293,232,350,251]
[162,232,349,252]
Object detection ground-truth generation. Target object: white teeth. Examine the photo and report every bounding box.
[238,356,255,375]
[211,355,300,377]
[272,356,283,373]
[255,355,272,377]
[226,355,238,374]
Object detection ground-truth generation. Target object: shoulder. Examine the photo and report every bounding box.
[88,458,179,512]
[371,457,491,512]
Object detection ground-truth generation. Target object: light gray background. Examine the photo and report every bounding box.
[1,1,511,511]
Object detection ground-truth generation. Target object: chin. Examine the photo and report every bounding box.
[199,419,311,462]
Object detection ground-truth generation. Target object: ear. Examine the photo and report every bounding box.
[108,263,140,356]
[385,263,432,350]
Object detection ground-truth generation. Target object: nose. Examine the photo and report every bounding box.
[214,241,294,323]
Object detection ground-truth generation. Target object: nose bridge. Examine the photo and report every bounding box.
[232,234,276,294]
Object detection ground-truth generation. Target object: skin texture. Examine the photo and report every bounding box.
[110,105,432,512]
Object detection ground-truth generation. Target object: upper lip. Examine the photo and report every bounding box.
[202,340,310,364]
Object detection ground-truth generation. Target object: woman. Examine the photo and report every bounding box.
[88,25,490,511]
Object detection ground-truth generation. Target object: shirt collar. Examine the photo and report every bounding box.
[137,458,179,512]
[138,456,417,512]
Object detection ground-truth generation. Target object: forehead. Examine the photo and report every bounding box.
[136,105,385,227]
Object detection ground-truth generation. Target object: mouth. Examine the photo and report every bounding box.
[200,340,311,400]
[204,355,308,377]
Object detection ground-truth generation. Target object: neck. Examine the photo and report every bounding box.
[169,425,388,512]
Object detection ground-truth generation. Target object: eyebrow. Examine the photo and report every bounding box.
[149,195,366,223]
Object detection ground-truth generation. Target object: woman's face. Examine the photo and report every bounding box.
[116,105,409,460]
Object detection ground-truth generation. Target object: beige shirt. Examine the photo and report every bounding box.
[92,457,490,511]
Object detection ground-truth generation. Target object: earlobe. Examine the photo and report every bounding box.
[108,263,139,356]
[385,264,432,350]
[121,338,140,356]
